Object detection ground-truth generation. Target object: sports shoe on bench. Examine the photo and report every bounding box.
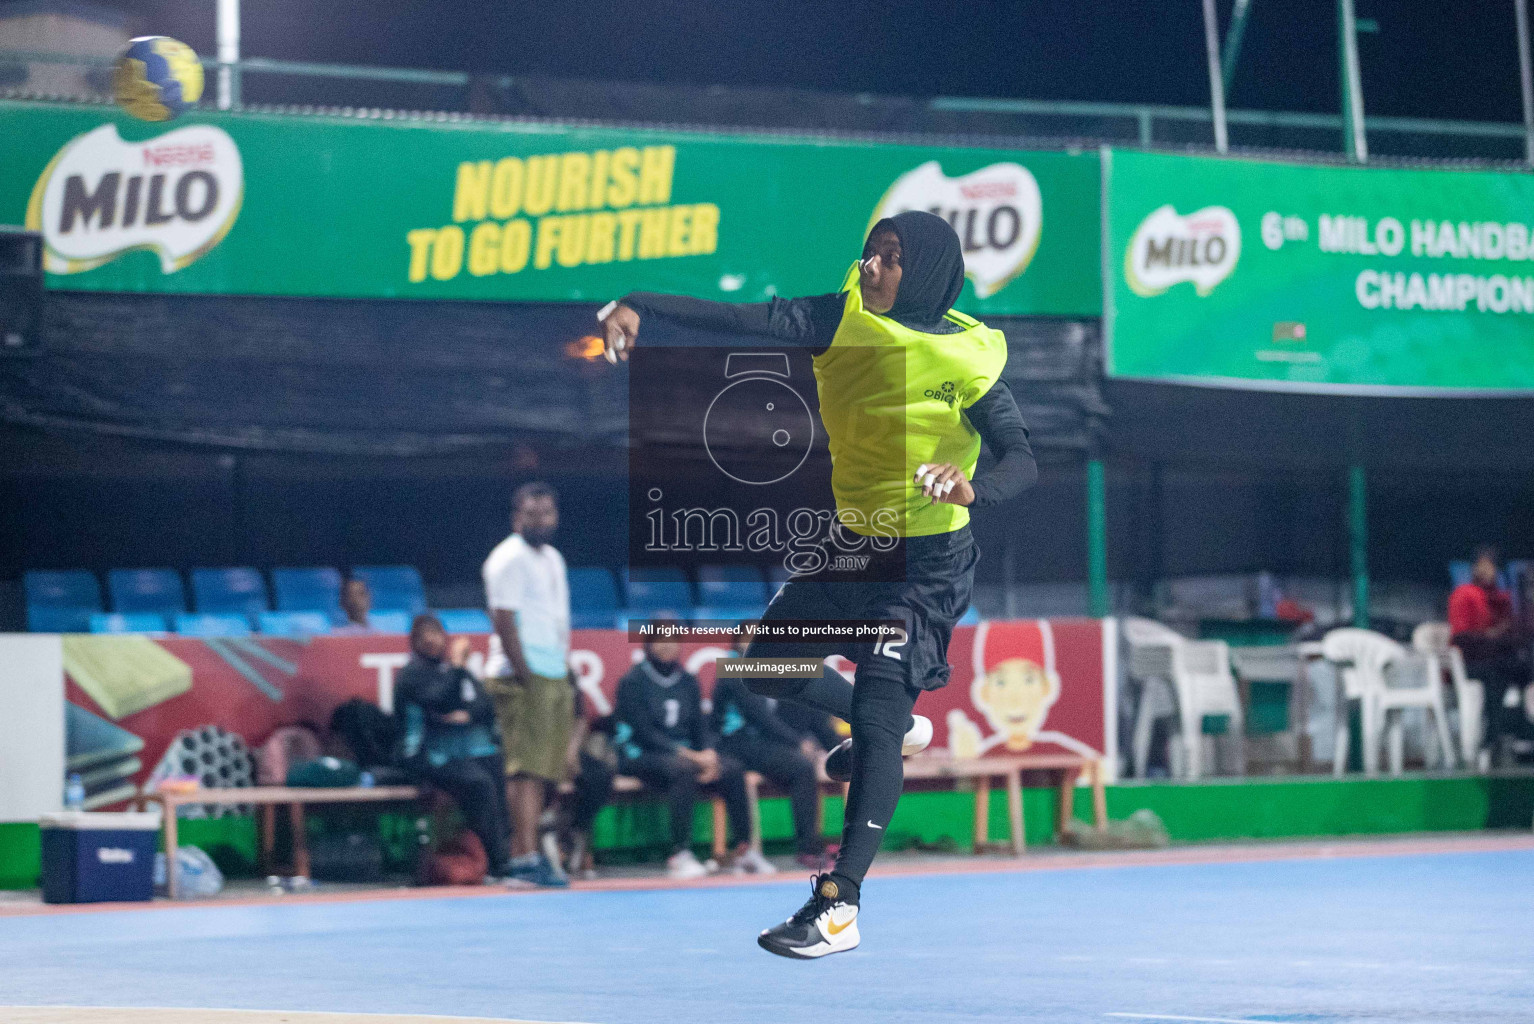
[758,874,860,959]
[824,714,933,783]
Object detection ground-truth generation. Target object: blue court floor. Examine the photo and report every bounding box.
[2,841,1530,1024]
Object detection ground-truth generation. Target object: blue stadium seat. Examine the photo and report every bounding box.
[24,569,102,610]
[1508,560,1530,617]
[173,612,251,637]
[257,611,332,637]
[272,567,343,617]
[109,568,187,616]
[571,609,620,630]
[622,567,694,612]
[697,564,768,607]
[1449,560,1512,591]
[27,606,95,633]
[90,612,168,634]
[24,570,102,632]
[568,567,620,612]
[191,567,270,617]
[367,610,412,634]
[352,565,426,614]
[691,605,766,625]
[435,608,492,633]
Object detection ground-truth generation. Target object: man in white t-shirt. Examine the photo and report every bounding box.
[483,482,573,888]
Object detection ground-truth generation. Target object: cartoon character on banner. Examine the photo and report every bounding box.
[947,620,1102,761]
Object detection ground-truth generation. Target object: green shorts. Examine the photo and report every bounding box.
[486,672,574,783]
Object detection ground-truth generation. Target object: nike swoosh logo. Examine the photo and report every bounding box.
[826,914,855,935]
[867,820,883,829]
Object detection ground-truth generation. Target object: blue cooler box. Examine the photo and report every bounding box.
[40,811,160,904]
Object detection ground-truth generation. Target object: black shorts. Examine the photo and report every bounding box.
[748,525,978,691]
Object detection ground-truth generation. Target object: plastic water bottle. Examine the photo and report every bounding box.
[64,773,85,810]
[358,770,375,789]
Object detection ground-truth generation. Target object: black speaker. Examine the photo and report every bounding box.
[0,228,43,352]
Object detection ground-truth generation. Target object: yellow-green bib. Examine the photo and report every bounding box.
[812,263,1008,537]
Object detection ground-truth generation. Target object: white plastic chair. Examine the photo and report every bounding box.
[1124,617,1245,779]
[1412,622,1484,769]
[1321,628,1454,775]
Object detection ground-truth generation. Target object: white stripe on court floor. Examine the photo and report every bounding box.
[1107,1015,1272,1024]
[0,1009,597,1024]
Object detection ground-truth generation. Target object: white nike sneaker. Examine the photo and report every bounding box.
[666,849,710,880]
[758,874,860,959]
[825,714,933,782]
[733,847,778,875]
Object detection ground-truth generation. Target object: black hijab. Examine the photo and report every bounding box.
[869,210,966,330]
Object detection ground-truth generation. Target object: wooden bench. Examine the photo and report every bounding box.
[141,785,422,899]
[899,753,1108,855]
[142,753,1108,895]
[743,753,1107,857]
[142,778,746,897]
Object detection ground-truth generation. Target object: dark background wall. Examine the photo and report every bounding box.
[5,293,1533,615]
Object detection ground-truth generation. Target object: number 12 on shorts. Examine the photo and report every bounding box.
[874,626,908,661]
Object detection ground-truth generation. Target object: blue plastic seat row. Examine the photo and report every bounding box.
[570,565,783,612]
[23,565,428,631]
[86,607,493,637]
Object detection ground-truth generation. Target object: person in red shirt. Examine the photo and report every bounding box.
[1448,547,1531,762]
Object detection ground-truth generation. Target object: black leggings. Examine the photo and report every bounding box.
[720,735,824,856]
[745,661,914,892]
[420,754,511,876]
[568,751,615,833]
[620,750,751,854]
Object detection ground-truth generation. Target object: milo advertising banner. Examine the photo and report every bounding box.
[1105,148,1534,392]
[0,99,1100,315]
[0,618,1112,826]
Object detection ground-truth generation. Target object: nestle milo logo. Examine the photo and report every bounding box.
[873,160,1043,299]
[1125,204,1241,297]
[26,123,244,274]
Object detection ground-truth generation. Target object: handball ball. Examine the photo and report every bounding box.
[113,36,204,121]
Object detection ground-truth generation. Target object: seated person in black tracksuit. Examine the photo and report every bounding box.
[613,636,760,878]
[714,629,832,868]
[394,613,510,881]
[776,700,846,755]
[552,690,615,880]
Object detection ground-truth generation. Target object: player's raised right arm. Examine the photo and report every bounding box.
[598,292,843,363]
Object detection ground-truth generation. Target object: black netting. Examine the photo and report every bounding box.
[4,292,1104,457]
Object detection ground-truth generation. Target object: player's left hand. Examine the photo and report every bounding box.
[914,463,975,506]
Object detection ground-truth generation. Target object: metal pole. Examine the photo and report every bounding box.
[1338,0,1368,161]
[1087,460,1109,617]
[1221,0,1255,92]
[1517,0,1534,165]
[1349,464,1369,628]
[217,0,240,109]
[1202,0,1230,153]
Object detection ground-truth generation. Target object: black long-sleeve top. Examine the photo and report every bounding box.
[711,674,804,747]
[621,291,1038,507]
[393,654,500,769]
[613,657,713,759]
